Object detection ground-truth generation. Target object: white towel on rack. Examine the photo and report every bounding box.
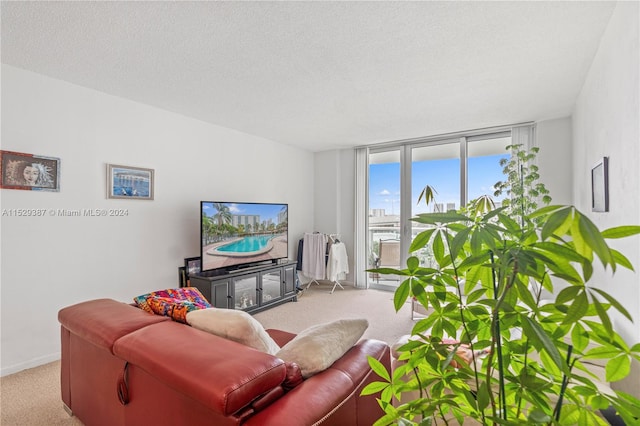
[327,242,349,282]
[302,233,327,280]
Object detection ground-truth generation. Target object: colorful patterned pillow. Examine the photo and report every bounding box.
[133,287,211,313]
[146,297,204,323]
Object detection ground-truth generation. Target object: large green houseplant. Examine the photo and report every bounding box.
[364,145,640,425]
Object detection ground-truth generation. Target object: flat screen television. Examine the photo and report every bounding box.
[200,201,288,273]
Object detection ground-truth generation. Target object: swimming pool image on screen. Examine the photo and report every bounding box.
[208,235,277,257]
[201,201,288,272]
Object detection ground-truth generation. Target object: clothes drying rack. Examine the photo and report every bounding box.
[306,233,345,294]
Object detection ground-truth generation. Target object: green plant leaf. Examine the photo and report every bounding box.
[522,316,567,374]
[368,355,391,382]
[368,267,409,276]
[458,252,491,271]
[541,206,572,241]
[450,226,472,260]
[571,322,588,353]
[591,296,613,335]
[470,228,483,253]
[541,273,554,293]
[529,204,566,218]
[590,288,633,322]
[539,348,562,377]
[464,264,492,292]
[528,409,552,424]
[433,231,445,264]
[417,184,438,206]
[562,289,588,325]
[514,279,537,310]
[610,248,635,271]
[559,403,581,424]
[476,380,490,411]
[606,355,631,382]
[570,215,592,262]
[577,212,613,268]
[533,241,586,263]
[394,279,411,312]
[465,288,488,305]
[614,391,640,425]
[581,258,594,282]
[591,394,610,411]
[556,286,580,304]
[497,212,520,233]
[410,228,436,252]
[361,381,389,396]
[406,256,420,273]
[412,212,469,224]
[601,225,640,239]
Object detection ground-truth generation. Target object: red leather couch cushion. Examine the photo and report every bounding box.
[113,321,287,416]
[58,298,169,352]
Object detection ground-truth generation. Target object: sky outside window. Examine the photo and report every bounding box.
[369,139,510,216]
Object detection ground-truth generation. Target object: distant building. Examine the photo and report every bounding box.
[370,209,386,217]
[431,202,457,212]
[232,214,260,228]
[278,210,287,224]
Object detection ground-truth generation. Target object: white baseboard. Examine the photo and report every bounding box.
[1,352,61,377]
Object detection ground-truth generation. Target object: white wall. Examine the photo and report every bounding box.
[312,149,355,284]
[572,2,640,396]
[536,117,573,205]
[0,65,315,375]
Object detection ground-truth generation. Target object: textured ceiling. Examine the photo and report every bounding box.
[1,1,615,152]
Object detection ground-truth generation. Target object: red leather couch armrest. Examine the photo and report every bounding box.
[113,321,287,416]
[58,299,169,352]
[245,339,391,426]
[329,339,390,384]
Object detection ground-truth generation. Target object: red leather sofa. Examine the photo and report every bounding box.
[58,299,391,426]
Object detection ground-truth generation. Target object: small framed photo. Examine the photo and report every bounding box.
[591,157,609,212]
[107,164,154,200]
[184,257,201,278]
[1,150,60,192]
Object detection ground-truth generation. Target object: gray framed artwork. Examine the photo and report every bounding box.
[107,164,154,200]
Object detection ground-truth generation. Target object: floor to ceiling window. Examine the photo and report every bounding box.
[365,130,512,290]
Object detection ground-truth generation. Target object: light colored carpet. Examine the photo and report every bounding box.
[1,285,413,425]
[0,361,82,426]
[254,283,416,345]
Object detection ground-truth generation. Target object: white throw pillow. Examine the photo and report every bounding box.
[186,308,280,355]
[275,318,369,378]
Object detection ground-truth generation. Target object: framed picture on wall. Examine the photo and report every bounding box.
[107,164,154,200]
[0,150,60,191]
[591,157,609,212]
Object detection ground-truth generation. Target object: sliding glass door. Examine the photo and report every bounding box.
[368,149,402,289]
[467,135,511,207]
[411,141,460,268]
[364,130,512,290]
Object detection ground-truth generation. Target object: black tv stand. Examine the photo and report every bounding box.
[190,260,298,314]
[226,260,275,274]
